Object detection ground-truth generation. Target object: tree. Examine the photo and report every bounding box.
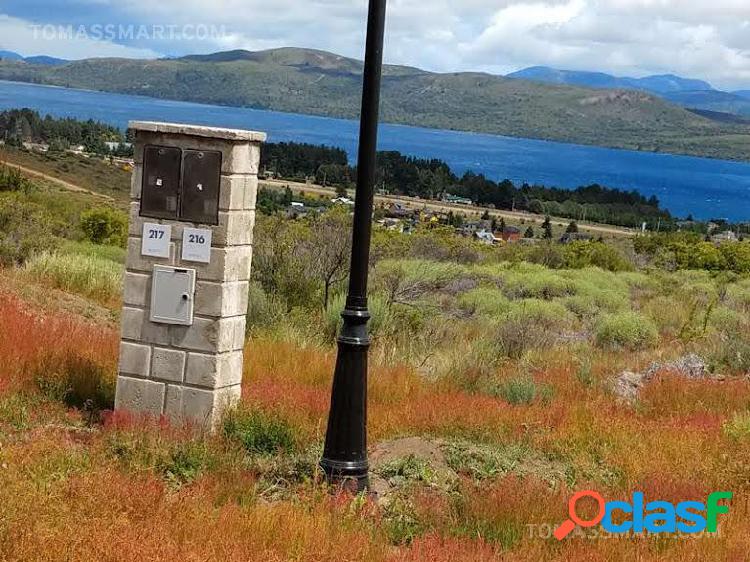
[307,208,352,309]
[524,226,535,238]
[481,210,491,220]
[566,221,579,234]
[542,216,553,240]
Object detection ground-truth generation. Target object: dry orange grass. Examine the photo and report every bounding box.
[2,294,750,561]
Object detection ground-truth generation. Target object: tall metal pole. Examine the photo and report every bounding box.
[320,0,387,492]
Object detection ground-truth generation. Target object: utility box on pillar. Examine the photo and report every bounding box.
[116,121,266,430]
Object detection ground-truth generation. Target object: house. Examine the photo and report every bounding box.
[442,193,474,206]
[500,226,522,243]
[105,141,132,152]
[460,220,492,237]
[378,218,405,233]
[559,232,594,244]
[474,229,496,245]
[385,202,413,219]
[711,231,738,243]
[285,204,308,219]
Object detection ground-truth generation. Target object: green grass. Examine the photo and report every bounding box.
[22,250,123,304]
[223,407,297,456]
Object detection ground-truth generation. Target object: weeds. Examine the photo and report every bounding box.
[223,407,297,455]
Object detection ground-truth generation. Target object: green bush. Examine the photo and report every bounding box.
[494,375,538,405]
[0,164,32,193]
[457,287,511,317]
[499,267,577,300]
[595,311,659,349]
[223,407,296,455]
[0,195,59,266]
[79,207,127,247]
[562,241,633,272]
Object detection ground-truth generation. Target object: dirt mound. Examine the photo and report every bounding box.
[369,437,457,503]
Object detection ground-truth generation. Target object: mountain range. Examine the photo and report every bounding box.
[0,50,68,66]
[507,66,750,117]
[1,47,750,161]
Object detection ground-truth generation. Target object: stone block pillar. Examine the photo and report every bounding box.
[115,121,265,430]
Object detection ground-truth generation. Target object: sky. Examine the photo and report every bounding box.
[1,0,750,90]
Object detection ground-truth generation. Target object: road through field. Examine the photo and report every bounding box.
[261,179,637,238]
[0,158,115,201]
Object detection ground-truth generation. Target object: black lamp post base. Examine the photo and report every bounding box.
[319,458,370,493]
[320,309,370,493]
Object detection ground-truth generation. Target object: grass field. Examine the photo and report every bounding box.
[1,172,749,560]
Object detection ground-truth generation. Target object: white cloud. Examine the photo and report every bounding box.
[2,1,750,89]
[0,15,160,59]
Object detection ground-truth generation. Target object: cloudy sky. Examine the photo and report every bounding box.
[2,0,750,90]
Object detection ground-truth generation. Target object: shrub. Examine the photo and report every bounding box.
[223,407,296,455]
[0,164,32,193]
[79,207,127,247]
[499,267,577,300]
[562,241,633,272]
[457,287,510,317]
[0,195,59,266]
[246,282,285,332]
[595,311,659,349]
[494,375,538,405]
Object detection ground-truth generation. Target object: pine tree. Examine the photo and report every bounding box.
[542,216,553,240]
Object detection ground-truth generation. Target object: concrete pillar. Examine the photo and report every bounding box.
[115,121,265,430]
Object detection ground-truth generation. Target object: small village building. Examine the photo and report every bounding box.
[442,193,474,206]
[560,232,594,244]
[499,226,522,243]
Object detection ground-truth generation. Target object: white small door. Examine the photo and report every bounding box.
[150,265,196,326]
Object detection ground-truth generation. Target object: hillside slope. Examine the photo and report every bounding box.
[2,47,749,160]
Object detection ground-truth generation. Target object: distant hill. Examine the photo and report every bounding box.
[509,65,750,118]
[1,47,750,161]
[0,50,23,61]
[733,91,750,100]
[663,90,750,117]
[23,55,68,66]
[0,50,68,66]
[506,66,713,94]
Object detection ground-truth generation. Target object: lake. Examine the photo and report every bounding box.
[1,79,749,221]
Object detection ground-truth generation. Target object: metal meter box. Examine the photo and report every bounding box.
[141,146,182,220]
[149,265,196,326]
[181,150,222,225]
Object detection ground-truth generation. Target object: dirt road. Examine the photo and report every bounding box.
[1,160,115,201]
[261,179,637,238]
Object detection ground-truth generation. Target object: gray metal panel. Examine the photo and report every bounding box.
[180,149,222,225]
[149,265,196,325]
[141,145,182,220]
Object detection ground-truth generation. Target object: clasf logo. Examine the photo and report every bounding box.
[554,490,732,540]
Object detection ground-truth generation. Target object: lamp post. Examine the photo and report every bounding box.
[320,0,388,492]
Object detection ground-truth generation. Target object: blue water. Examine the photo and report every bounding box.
[1,79,749,221]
